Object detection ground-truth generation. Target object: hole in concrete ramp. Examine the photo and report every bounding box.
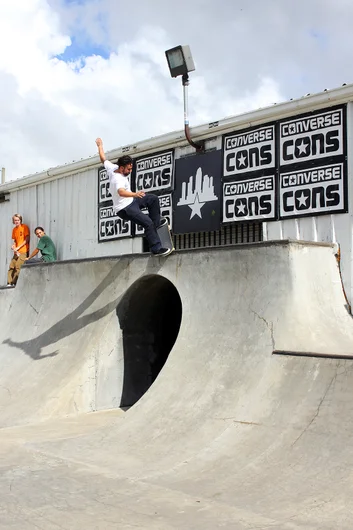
[117,274,182,407]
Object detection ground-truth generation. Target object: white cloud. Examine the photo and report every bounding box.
[2,0,353,181]
[0,0,284,180]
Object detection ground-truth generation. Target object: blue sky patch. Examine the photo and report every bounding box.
[57,35,109,62]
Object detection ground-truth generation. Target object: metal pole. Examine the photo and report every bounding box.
[1,168,5,184]
[182,74,204,152]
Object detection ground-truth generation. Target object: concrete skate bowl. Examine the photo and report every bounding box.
[0,258,185,428]
[1,241,353,528]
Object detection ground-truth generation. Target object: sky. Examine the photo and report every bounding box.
[0,0,353,181]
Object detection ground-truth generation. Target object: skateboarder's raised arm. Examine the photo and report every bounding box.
[95,137,106,163]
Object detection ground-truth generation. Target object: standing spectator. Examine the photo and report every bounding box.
[25,227,57,263]
[7,214,30,287]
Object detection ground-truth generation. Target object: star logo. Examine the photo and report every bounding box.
[177,167,218,220]
[296,192,308,208]
[296,139,308,156]
[106,222,114,234]
[237,153,247,167]
[236,201,246,214]
[189,193,204,219]
[144,175,152,188]
[289,124,296,135]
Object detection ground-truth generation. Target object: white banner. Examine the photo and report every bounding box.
[135,150,174,192]
[279,163,345,218]
[98,205,132,241]
[223,175,276,222]
[223,125,275,177]
[279,108,344,166]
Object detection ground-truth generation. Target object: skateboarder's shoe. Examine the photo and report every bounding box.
[158,218,168,228]
[153,247,172,256]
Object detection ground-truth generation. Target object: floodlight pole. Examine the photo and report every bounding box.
[182,74,204,152]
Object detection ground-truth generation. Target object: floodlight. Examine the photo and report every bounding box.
[165,45,203,152]
[165,45,195,78]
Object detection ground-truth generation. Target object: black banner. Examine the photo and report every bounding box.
[135,150,174,193]
[97,167,132,242]
[173,150,222,234]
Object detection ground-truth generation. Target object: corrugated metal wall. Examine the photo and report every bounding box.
[0,168,143,285]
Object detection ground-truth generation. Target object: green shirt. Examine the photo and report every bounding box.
[37,235,57,262]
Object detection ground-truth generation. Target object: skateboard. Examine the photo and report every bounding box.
[156,220,175,255]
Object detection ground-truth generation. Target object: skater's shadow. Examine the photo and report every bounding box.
[2,260,130,360]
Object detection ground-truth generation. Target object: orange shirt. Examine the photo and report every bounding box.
[12,224,30,254]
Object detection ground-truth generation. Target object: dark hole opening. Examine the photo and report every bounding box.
[117,274,182,407]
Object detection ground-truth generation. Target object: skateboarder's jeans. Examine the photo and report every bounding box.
[118,195,162,252]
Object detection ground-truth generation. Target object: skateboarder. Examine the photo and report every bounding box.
[7,214,30,287]
[95,138,171,255]
[25,227,57,263]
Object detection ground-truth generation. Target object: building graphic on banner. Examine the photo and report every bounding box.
[174,151,222,234]
[279,106,347,219]
[177,167,218,219]
[97,167,132,242]
[222,124,277,222]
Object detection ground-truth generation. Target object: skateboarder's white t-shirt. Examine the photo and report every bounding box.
[104,160,133,212]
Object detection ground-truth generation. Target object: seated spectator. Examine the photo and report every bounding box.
[7,214,30,287]
[25,227,57,263]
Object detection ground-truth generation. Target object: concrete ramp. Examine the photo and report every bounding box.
[1,241,353,529]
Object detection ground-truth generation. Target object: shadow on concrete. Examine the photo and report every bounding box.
[117,274,182,407]
[2,260,129,360]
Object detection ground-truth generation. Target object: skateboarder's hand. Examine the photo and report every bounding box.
[95,138,103,147]
[135,191,145,198]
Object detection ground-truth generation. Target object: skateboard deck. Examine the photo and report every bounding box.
[156,221,174,255]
